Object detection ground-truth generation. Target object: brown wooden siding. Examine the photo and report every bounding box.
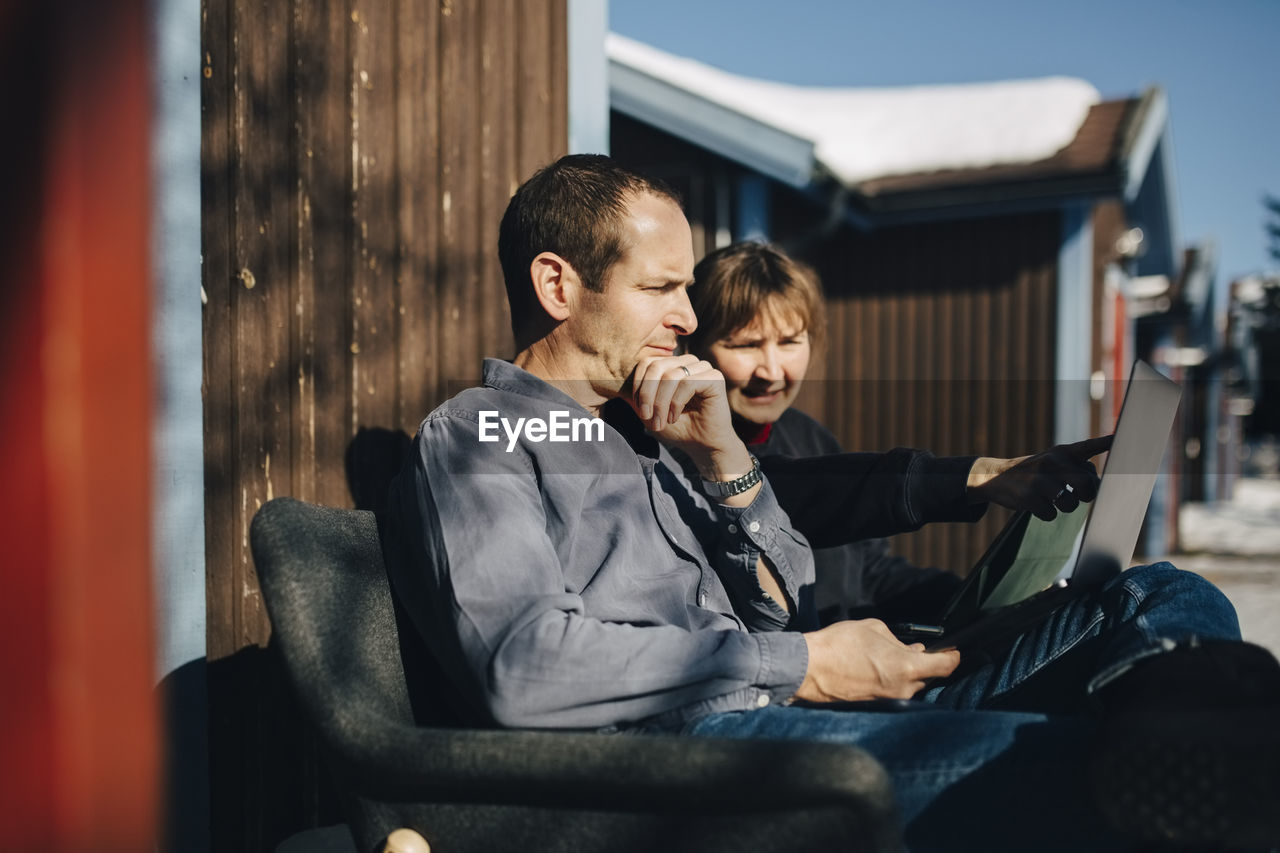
[201,1,567,848]
[796,212,1061,572]
[611,113,735,258]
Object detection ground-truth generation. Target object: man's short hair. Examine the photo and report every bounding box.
[498,154,681,338]
[686,241,826,355]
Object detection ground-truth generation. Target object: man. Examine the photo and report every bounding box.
[386,154,1276,851]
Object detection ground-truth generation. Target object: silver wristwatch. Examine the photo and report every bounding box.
[701,454,762,498]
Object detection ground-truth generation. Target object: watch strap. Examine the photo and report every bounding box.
[701,454,762,498]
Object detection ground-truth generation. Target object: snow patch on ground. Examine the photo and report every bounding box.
[1180,479,1280,556]
[1167,479,1280,657]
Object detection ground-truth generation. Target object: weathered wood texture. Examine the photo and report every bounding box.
[201,1,566,848]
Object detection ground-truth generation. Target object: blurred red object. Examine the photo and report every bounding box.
[0,0,160,849]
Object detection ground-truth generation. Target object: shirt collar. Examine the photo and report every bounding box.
[481,357,595,415]
[480,358,660,458]
[733,416,773,447]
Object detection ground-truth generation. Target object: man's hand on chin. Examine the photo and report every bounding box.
[626,353,754,483]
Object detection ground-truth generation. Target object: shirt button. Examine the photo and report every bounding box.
[748,521,760,533]
[727,523,738,534]
[697,592,707,607]
[756,694,771,708]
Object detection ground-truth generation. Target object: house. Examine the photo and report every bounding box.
[1229,273,1280,462]
[606,33,1188,567]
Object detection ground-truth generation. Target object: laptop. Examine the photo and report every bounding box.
[894,360,1182,654]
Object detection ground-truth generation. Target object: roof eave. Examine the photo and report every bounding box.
[608,58,817,189]
[839,172,1125,227]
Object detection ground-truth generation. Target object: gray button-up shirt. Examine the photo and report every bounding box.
[386,358,814,730]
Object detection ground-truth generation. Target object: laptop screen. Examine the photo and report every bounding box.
[981,509,1088,611]
[940,507,1087,625]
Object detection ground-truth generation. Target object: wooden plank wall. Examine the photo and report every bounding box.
[200,1,566,848]
[610,113,733,258]
[795,212,1062,573]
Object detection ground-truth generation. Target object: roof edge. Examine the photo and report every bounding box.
[839,177,1123,229]
[1120,86,1168,203]
[608,58,817,189]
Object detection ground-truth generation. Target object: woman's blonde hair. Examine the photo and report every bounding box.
[686,241,826,356]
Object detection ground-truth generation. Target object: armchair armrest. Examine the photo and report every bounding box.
[338,713,895,814]
[325,709,901,853]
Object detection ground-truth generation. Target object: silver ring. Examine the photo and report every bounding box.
[1055,484,1074,501]
[680,365,691,377]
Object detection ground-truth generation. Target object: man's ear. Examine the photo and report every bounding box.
[528,251,578,322]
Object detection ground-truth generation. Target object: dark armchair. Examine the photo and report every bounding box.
[250,497,903,853]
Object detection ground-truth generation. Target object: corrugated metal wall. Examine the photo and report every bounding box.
[797,213,1062,572]
[200,1,566,847]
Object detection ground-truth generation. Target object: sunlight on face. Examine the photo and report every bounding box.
[706,307,811,425]
[571,193,697,390]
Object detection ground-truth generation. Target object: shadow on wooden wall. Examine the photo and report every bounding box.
[199,0,568,848]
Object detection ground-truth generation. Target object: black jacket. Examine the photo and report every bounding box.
[748,409,979,626]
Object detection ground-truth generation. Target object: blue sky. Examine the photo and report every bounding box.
[610,0,1280,283]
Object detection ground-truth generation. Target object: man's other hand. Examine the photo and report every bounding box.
[794,619,961,704]
[966,435,1114,521]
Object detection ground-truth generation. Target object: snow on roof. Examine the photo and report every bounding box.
[607,33,1101,187]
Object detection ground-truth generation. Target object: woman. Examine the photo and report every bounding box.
[686,241,961,627]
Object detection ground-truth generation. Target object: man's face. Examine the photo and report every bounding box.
[706,310,812,425]
[572,193,697,389]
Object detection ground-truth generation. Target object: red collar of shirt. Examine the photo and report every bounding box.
[733,418,773,447]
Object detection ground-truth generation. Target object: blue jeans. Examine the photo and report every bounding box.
[684,564,1242,852]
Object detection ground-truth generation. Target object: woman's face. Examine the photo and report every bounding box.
[706,311,812,425]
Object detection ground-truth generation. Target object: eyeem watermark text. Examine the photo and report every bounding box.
[478,410,605,452]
